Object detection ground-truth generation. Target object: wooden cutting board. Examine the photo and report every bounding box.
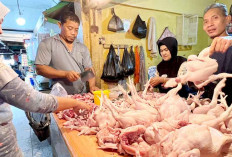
[53,114,128,157]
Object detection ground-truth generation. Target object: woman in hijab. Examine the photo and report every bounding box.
[150,37,189,96]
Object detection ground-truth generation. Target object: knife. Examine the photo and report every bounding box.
[80,70,95,82]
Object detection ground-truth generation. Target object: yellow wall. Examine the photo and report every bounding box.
[217,0,231,10]
[84,0,232,89]
[99,1,212,88]
[122,0,214,17]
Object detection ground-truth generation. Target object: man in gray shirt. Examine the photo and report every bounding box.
[0,3,91,156]
[35,11,98,94]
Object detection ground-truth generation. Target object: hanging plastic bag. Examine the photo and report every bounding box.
[121,47,134,76]
[130,46,135,70]
[25,83,68,142]
[132,15,147,38]
[114,46,124,78]
[50,83,68,97]
[108,8,124,32]
[117,46,127,89]
[113,46,124,80]
[101,45,123,82]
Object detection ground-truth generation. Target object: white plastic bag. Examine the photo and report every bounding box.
[50,83,68,97]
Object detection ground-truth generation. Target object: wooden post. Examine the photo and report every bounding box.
[81,0,104,88]
[89,9,104,88]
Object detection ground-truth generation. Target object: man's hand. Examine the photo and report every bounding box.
[149,76,164,87]
[65,71,80,82]
[209,36,232,56]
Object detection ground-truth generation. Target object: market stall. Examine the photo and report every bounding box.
[1,0,232,157]
[51,113,126,157]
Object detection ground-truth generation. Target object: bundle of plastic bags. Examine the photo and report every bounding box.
[101,45,124,82]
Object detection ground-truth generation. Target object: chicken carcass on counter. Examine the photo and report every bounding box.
[57,48,232,157]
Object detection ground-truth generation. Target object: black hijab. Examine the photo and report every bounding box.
[157,37,186,78]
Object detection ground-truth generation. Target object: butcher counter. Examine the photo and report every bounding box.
[50,113,127,157]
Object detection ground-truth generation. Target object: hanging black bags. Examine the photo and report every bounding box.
[130,46,135,70]
[121,47,134,76]
[101,45,123,82]
[132,15,147,39]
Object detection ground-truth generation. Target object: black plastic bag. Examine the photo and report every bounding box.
[130,46,135,70]
[132,15,147,39]
[25,111,51,142]
[114,50,124,78]
[121,47,134,76]
[101,45,123,82]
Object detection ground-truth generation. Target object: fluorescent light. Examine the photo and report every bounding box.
[16,17,26,26]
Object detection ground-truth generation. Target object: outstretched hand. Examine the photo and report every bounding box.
[73,101,92,112]
[209,36,232,56]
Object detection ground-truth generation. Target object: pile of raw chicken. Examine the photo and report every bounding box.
[57,48,232,157]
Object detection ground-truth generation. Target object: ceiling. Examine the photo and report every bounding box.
[0,0,130,55]
[0,0,59,53]
[0,0,128,33]
[0,0,129,53]
[1,0,59,33]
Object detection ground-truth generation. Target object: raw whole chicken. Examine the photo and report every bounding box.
[56,59,232,157]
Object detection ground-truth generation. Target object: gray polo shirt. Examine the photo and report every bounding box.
[35,34,92,94]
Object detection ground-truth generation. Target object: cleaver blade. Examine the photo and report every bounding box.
[80,70,95,82]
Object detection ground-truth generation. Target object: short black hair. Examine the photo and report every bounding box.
[59,11,80,24]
